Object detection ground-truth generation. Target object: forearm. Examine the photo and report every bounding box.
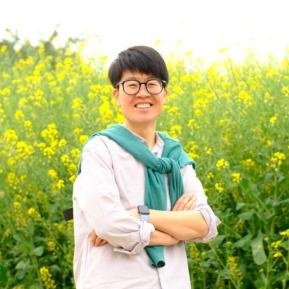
[149,209,209,241]
[148,229,179,246]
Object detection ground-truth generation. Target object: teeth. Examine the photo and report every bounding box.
[136,103,151,108]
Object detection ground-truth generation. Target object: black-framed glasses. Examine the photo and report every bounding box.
[116,79,166,95]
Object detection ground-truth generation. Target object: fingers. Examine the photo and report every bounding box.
[89,231,108,247]
[186,196,196,210]
[173,193,196,211]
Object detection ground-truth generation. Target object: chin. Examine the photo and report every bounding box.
[126,117,157,127]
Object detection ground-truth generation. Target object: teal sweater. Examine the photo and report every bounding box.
[78,124,195,267]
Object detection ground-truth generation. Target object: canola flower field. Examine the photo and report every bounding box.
[0,41,288,289]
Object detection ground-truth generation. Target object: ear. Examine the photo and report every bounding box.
[112,88,120,105]
[162,87,168,103]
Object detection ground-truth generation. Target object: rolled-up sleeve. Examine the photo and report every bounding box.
[181,165,221,243]
[73,136,155,255]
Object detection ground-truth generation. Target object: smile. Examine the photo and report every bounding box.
[134,103,153,108]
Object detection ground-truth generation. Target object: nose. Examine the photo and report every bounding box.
[136,83,149,97]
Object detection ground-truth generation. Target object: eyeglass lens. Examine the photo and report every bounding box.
[123,79,163,95]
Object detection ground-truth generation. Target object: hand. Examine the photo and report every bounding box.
[164,234,180,246]
[89,231,108,247]
[149,230,180,246]
[172,193,196,211]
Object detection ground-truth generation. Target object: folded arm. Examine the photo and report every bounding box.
[74,136,155,254]
[129,165,220,243]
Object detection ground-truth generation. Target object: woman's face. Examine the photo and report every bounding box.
[112,70,167,128]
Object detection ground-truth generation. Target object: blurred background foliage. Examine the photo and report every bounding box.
[0,32,288,289]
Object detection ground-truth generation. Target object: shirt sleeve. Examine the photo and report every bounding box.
[73,136,155,255]
[181,164,221,243]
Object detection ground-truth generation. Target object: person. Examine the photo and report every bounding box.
[72,45,221,289]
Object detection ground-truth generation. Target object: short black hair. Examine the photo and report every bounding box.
[108,46,169,88]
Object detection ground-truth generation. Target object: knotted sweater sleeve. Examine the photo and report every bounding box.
[73,136,155,254]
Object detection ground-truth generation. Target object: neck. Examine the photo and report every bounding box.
[123,121,157,150]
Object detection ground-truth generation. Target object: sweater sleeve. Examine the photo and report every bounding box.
[73,136,155,254]
[181,165,221,243]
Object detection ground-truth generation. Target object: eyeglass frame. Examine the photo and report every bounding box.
[115,78,167,95]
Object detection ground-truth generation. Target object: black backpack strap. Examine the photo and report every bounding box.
[63,208,73,221]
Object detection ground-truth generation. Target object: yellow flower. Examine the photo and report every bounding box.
[0,104,5,123]
[54,223,65,233]
[0,87,11,96]
[270,240,282,250]
[169,124,182,139]
[43,146,56,158]
[281,86,289,97]
[185,140,199,159]
[216,159,229,170]
[238,91,253,106]
[70,148,81,160]
[264,139,272,147]
[280,229,289,238]
[98,97,113,124]
[269,115,277,125]
[204,146,212,155]
[4,129,18,143]
[41,123,58,143]
[73,128,83,136]
[24,120,32,128]
[16,141,34,160]
[7,172,19,189]
[48,169,58,179]
[270,152,286,167]
[39,266,56,289]
[187,119,198,130]
[79,134,88,144]
[47,241,56,252]
[58,138,67,148]
[69,174,76,183]
[13,201,22,210]
[206,172,214,180]
[72,98,84,111]
[241,158,255,168]
[18,97,28,107]
[273,252,283,258]
[215,183,224,193]
[227,256,241,279]
[56,179,65,190]
[231,172,241,184]
[0,44,8,54]
[15,109,25,120]
[7,157,16,167]
[68,163,77,175]
[27,207,41,219]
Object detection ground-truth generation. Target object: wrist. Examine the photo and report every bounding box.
[137,205,150,222]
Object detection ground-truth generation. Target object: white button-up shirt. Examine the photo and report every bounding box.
[73,129,221,289]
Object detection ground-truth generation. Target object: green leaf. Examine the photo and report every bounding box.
[238,210,254,220]
[236,202,246,211]
[211,234,226,247]
[0,265,8,287]
[33,246,44,256]
[251,231,267,265]
[264,172,273,184]
[234,234,252,248]
[16,260,30,270]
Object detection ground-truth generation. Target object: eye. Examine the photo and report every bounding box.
[128,83,138,88]
[125,80,139,88]
[147,80,160,87]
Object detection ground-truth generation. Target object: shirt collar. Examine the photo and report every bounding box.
[121,125,164,154]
